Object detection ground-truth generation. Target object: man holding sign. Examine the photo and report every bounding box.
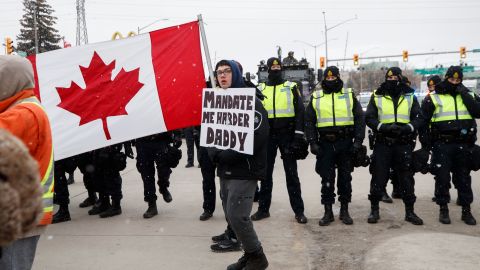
[201,60,269,270]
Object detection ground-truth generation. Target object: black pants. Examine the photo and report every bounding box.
[431,142,473,206]
[184,127,200,165]
[369,142,416,205]
[53,159,69,206]
[257,131,304,215]
[315,139,353,205]
[95,168,123,202]
[220,179,261,253]
[136,140,171,202]
[77,152,97,198]
[199,146,216,213]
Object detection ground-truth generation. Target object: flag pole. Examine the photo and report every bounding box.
[197,14,216,88]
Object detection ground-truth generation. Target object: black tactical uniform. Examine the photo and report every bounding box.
[52,157,76,223]
[305,66,365,226]
[365,67,424,225]
[184,126,200,168]
[77,151,98,208]
[88,144,127,218]
[420,66,479,225]
[252,57,307,224]
[135,131,181,218]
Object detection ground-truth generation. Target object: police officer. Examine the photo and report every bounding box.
[52,158,74,223]
[420,66,479,225]
[252,57,307,224]
[77,151,98,208]
[365,67,423,225]
[88,143,127,218]
[184,126,200,168]
[305,66,365,226]
[424,75,459,204]
[135,131,181,219]
[282,51,298,65]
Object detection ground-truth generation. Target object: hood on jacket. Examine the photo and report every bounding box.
[0,55,35,101]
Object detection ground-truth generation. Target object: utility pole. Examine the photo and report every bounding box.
[76,0,88,46]
[323,12,357,66]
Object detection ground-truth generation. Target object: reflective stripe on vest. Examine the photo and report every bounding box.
[374,94,413,124]
[18,96,55,225]
[312,88,354,127]
[430,92,473,122]
[260,81,296,118]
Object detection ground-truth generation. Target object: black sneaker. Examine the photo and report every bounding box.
[66,174,75,185]
[185,163,194,168]
[210,238,241,253]
[211,232,226,243]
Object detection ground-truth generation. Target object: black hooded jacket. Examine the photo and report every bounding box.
[207,60,269,181]
[419,81,480,147]
[365,82,423,132]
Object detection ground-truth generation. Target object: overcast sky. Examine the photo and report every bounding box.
[2,0,480,75]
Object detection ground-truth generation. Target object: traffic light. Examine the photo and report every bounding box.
[5,37,13,55]
[353,54,359,66]
[460,46,467,58]
[402,50,408,62]
[320,57,325,68]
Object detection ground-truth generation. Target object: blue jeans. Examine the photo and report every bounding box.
[0,235,40,270]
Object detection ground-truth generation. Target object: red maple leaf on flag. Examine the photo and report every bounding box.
[56,51,144,140]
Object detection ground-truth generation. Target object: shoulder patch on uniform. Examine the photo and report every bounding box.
[254,110,263,131]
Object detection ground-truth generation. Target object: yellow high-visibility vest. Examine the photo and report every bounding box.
[18,97,54,225]
[311,88,354,127]
[259,81,296,118]
[374,93,413,124]
[430,92,473,122]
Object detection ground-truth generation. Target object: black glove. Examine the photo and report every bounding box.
[173,138,182,148]
[379,124,398,134]
[352,140,363,155]
[310,143,322,156]
[290,134,305,150]
[400,124,414,135]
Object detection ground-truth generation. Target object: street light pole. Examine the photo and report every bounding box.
[323,12,357,66]
[294,39,337,72]
[137,18,169,34]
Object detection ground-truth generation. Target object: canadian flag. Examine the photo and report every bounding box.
[29,21,206,160]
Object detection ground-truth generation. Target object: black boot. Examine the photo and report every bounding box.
[244,247,269,270]
[52,205,71,224]
[160,188,172,203]
[66,173,75,185]
[88,197,110,215]
[461,205,477,225]
[227,253,249,270]
[251,210,270,221]
[405,204,423,225]
[100,199,122,218]
[439,204,451,224]
[381,192,393,203]
[79,194,97,208]
[319,204,334,226]
[368,202,380,224]
[143,201,158,219]
[339,202,353,225]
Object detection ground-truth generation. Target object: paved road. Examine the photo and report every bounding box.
[33,143,480,270]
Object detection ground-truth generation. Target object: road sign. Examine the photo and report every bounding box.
[414,66,474,75]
